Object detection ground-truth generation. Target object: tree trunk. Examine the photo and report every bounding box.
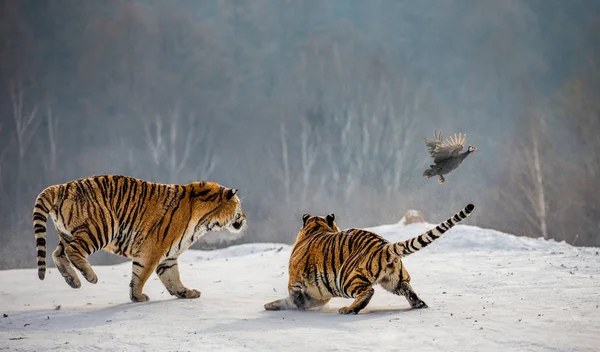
[531,130,548,240]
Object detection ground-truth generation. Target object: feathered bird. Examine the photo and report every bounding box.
[423,130,477,184]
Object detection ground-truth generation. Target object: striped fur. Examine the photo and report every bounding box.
[33,175,247,302]
[265,204,474,315]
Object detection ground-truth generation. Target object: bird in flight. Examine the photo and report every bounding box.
[423,130,477,184]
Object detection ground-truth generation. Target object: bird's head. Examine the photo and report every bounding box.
[467,145,477,153]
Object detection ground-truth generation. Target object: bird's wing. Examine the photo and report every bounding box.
[423,129,443,156]
[425,131,466,163]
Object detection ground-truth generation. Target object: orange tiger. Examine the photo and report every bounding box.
[264,204,474,314]
[33,175,247,302]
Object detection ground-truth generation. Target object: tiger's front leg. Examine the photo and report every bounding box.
[156,257,201,299]
[129,256,161,302]
[338,286,374,315]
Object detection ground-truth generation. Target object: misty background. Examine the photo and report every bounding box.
[1,0,599,269]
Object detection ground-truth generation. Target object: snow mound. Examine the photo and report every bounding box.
[180,242,291,263]
[183,221,583,263]
[365,221,579,252]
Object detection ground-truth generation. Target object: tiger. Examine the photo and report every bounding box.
[264,203,474,315]
[33,175,247,302]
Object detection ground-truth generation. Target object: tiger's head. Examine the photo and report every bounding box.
[300,213,341,235]
[189,182,247,234]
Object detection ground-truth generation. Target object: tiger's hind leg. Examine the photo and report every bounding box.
[264,297,295,311]
[380,263,428,309]
[64,230,101,284]
[52,238,81,289]
[394,281,428,309]
[156,257,201,299]
[265,284,329,311]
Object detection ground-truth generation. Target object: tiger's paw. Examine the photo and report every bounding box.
[130,293,150,303]
[84,272,98,284]
[411,300,428,309]
[338,307,358,315]
[264,300,282,311]
[175,288,201,299]
[64,275,81,289]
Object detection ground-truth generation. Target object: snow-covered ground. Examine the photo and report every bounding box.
[1,220,599,352]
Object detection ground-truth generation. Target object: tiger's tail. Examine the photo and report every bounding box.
[33,186,60,280]
[391,204,474,257]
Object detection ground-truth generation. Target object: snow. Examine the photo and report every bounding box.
[1,221,599,352]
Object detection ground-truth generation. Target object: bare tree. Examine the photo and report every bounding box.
[277,122,291,203]
[140,106,218,183]
[8,80,40,218]
[43,105,60,177]
[554,63,600,245]
[499,104,551,239]
[10,80,39,164]
[299,119,318,205]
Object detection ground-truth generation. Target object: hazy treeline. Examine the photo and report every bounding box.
[1,0,599,269]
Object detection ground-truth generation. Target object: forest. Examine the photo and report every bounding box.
[0,0,599,269]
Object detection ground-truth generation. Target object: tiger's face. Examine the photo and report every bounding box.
[190,182,247,234]
[218,187,247,234]
[301,213,341,234]
[227,202,247,234]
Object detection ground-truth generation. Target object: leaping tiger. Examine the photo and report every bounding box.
[264,204,474,315]
[33,175,247,302]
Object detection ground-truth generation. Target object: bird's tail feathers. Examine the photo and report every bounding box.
[423,168,436,177]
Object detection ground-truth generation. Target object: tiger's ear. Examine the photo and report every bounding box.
[225,188,238,200]
[326,213,335,226]
[302,213,310,226]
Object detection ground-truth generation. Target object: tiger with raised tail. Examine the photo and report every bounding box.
[33,175,247,302]
[264,204,474,315]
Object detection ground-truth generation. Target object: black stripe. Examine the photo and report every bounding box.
[205,193,219,202]
[78,240,92,255]
[37,260,45,266]
[33,213,47,222]
[35,203,49,213]
[156,263,177,275]
[417,235,429,248]
[36,238,46,246]
[37,249,46,257]
[192,189,210,198]
[160,189,182,243]
[346,275,370,296]
[133,261,145,269]
[459,210,467,218]
[453,214,461,222]
[409,237,419,251]
[127,189,145,237]
[436,225,444,233]
[87,230,100,251]
[34,227,45,234]
[320,236,335,295]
